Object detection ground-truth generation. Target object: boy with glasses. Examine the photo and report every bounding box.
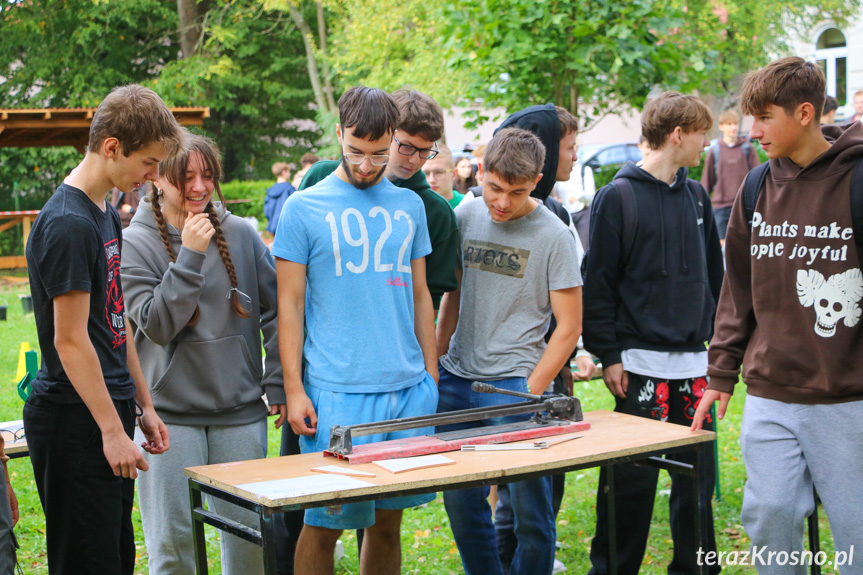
[297,89,458,312]
[274,89,458,574]
[422,143,464,208]
[273,86,439,575]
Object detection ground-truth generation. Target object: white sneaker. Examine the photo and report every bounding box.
[553,558,567,573]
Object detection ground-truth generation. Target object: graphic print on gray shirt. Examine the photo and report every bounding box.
[440,199,582,381]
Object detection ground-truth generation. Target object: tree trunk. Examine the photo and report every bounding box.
[316,2,337,111]
[177,0,208,58]
[289,3,331,114]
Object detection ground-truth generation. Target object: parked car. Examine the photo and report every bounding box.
[556,142,642,213]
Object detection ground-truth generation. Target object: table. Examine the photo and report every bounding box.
[186,410,715,574]
[0,420,27,459]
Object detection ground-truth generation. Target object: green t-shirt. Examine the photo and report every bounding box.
[299,161,459,309]
[449,190,465,209]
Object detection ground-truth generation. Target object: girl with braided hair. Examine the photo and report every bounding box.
[120,133,285,575]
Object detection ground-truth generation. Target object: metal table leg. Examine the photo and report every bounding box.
[190,480,209,575]
[261,507,280,575]
[606,464,617,575]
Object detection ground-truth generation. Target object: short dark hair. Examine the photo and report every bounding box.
[483,128,546,184]
[555,106,578,137]
[823,96,839,115]
[338,86,398,141]
[392,89,445,142]
[88,84,183,157]
[740,57,826,120]
[641,91,713,150]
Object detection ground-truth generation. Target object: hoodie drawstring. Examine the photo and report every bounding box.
[658,183,667,277]
[681,187,689,275]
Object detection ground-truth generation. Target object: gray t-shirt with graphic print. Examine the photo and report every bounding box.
[440,199,582,380]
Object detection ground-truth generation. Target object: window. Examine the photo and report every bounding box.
[815,27,847,106]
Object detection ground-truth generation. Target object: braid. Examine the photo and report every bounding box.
[150,186,200,326]
[206,202,250,319]
[149,188,176,262]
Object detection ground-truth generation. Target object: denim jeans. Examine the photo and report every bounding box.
[437,366,556,575]
[23,394,137,575]
[713,205,732,240]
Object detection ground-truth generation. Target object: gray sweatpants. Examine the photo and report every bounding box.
[135,420,267,575]
[740,395,863,575]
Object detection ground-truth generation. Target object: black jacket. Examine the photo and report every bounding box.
[582,163,724,367]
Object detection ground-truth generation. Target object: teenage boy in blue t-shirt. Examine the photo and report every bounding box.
[272,86,438,575]
[435,127,583,575]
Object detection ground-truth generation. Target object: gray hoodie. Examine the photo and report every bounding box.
[121,200,284,426]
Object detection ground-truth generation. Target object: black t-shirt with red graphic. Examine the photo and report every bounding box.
[26,183,135,403]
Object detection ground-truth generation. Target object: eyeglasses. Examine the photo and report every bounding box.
[421,169,453,178]
[394,135,439,160]
[343,150,390,166]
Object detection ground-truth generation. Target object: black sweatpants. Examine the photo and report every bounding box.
[589,373,720,575]
[24,395,137,575]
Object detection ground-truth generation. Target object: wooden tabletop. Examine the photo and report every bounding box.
[185,410,715,508]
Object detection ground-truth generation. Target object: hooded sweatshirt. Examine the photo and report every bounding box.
[264,181,295,235]
[121,200,285,426]
[700,136,761,209]
[583,163,725,367]
[496,104,561,203]
[707,122,863,404]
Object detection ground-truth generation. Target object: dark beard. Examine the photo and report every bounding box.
[340,155,385,190]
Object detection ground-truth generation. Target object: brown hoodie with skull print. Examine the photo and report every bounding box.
[707,121,863,404]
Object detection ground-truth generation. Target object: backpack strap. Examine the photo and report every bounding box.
[711,143,720,183]
[744,161,771,231]
[851,156,863,247]
[611,178,637,266]
[742,141,753,171]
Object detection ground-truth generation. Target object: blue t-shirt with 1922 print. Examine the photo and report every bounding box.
[272,173,432,393]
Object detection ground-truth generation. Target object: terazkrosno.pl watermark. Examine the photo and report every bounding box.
[697,546,854,568]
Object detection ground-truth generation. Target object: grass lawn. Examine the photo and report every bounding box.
[0,280,838,574]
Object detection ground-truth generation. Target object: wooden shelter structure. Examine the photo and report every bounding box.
[0,106,209,268]
[0,107,210,152]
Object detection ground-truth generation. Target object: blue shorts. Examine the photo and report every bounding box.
[300,372,439,530]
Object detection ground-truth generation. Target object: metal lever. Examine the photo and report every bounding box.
[471,381,543,402]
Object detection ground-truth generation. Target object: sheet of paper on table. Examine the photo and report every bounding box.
[237,474,375,499]
[371,454,456,474]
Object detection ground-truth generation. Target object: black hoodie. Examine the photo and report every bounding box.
[583,163,724,367]
[495,104,561,203]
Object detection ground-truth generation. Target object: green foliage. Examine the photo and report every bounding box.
[152,3,321,181]
[324,0,466,109]
[675,0,861,110]
[0,0,177,107]
[0,147,81,256]
[441,0,710,129]
[220,180,269,221]
[0,0,320,182]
